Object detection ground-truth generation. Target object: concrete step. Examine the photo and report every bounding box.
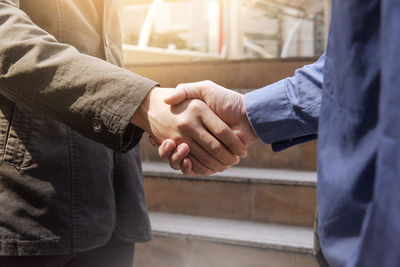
[134,212,318,267]
[142,162,317,227]
[140,133,317,171]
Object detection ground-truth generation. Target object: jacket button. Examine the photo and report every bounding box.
[92,118,104,133]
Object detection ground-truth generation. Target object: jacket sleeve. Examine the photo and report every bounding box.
[0,0,158,152]
[244,54,324,152]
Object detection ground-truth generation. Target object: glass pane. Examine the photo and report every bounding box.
[119,0,327,63]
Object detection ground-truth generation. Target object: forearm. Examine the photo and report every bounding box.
[0,1,157,152]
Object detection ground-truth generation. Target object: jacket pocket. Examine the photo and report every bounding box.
[2,104,35,169]
[0,95,15,161]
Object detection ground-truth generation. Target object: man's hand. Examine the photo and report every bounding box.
[150,138,195,176]
[166,81,257,146]
[158,81,258,176]
[131,87,246,175]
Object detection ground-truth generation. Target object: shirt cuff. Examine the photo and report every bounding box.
[245,79,316,151]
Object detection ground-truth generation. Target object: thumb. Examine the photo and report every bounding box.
[164,82,206,105]
[164,86,188,105]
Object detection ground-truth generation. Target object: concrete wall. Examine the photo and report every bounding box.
[126,58,316,89]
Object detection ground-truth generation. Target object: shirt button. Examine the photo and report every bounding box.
[92,118,104,133]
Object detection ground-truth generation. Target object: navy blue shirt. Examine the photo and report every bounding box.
[245,1,400,266]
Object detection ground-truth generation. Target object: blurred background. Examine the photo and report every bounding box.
[119,1,330,266]
[119,0,329,63]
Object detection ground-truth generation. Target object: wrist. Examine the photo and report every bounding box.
[239,94,249,124]
[240,94,258,144]
[131,87,157,132]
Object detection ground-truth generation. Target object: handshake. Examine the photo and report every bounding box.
[131,80,258,176]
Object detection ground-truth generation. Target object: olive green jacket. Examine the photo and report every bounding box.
[0,0,157,255]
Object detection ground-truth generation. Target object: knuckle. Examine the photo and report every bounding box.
[188,100,203,112]
[210,144,223,155]
[215,127,229,138]
[177,119,191,131]
[204,80,213,86]
[204,80,216,89]
[176,83,186,90]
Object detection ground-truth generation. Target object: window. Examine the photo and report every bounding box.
[119,0,329,64]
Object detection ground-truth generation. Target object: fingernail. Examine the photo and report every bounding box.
[177,144,185,152]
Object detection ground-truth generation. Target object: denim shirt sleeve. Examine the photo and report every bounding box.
[245,54,325,152]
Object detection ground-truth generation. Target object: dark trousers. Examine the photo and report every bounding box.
[0,235,135,267]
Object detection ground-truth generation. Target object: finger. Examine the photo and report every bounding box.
[181,158,196,177]
[189,109,241,165]
[163,86,188,105]
[174,101,238,167]
[169,143,190,170]
[164,81,214,105]
[158,139,177,161]
[188,140,229,173]
[193,126,240,166]
[188,155,215,176]
[201,109,247,158]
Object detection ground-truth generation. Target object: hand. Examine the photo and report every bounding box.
[131,87,246,175]
[158,81,258,175]
[149,138,195,176]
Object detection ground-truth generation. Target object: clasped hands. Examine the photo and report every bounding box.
[131,81,257,176]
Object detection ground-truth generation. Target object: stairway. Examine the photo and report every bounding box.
[127,58,319,267]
